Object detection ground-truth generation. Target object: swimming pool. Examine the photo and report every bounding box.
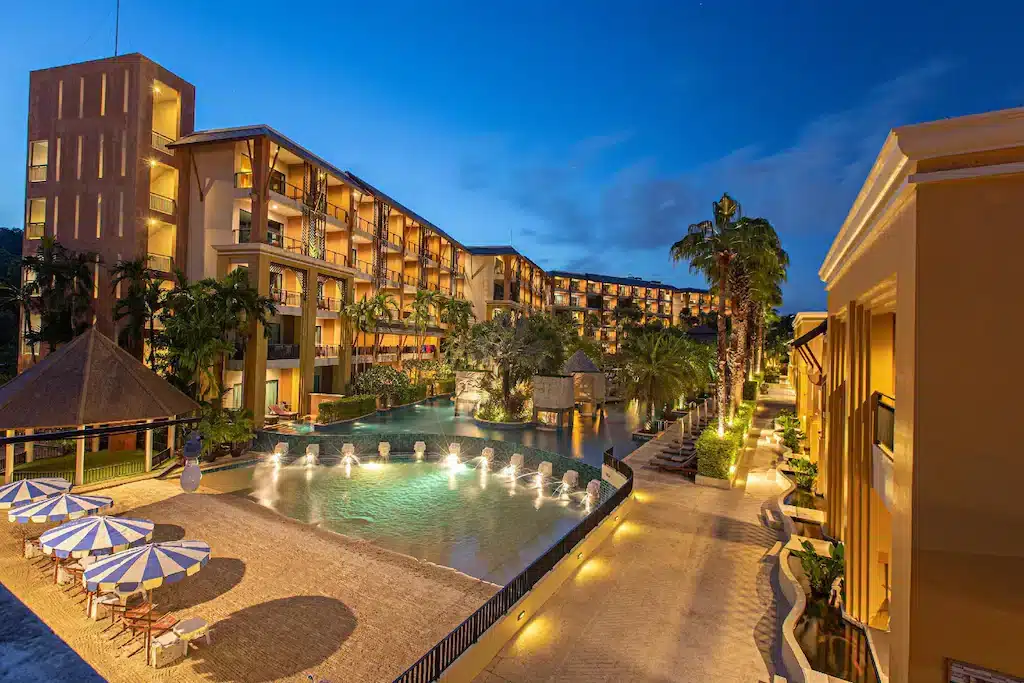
[317,397,642,468]
[202,456,597,584]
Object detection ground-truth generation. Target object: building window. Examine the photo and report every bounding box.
[78,76,84,118]
[26,198,46,239]
[96,193,102,238]
[28,140,48,182]
[100,73,107,116]
[57,80,63,120]
[76,135,82,180]
[98,134,104,178]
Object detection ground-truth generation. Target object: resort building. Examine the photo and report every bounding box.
[803,107,1024,682]
[788,312,826,464]
[18,52,723,426]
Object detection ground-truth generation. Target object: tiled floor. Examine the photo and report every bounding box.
[476,388,794,683]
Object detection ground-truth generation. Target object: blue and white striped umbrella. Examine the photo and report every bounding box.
[7,493,113,524]
[0,478,72,510]
[38,516,154,559]
[82,540,211,593]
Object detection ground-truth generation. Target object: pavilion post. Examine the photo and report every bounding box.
[25,428,34,463]
[167,423,176,463]
[4,430,13,484]
[75,426,86,486]
[144,419,154,473]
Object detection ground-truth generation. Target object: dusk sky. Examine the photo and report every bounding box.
[2,1,1022,311]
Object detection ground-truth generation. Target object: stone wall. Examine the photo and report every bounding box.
[532,375,574,410]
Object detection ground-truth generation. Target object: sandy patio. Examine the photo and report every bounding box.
[0,474,497,683]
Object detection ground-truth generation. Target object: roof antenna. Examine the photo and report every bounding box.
[114,0,120,56]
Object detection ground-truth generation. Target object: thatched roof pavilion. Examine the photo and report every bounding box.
[0,329,199,484]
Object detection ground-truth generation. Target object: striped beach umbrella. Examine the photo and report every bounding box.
[83,540,211,593]
[0,477,72,510]
[7,493,113,524]
[39,516,154,559]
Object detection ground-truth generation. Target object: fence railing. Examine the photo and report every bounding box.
[26,222,45,239]
[315,344,340,358]
[151,130,174,153]
[147,253,173,273]
[394,448,633,683]
[149,192,176,215]
[268,343,300,360]
[874,392,895,454]
[353,215,376,236]
[270,289,302,307]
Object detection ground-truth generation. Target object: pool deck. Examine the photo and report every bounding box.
[0,475,498,683]
[476,385,793,683]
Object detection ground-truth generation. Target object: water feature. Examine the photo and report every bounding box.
[202,451,603,585]
[316,397,642,468]
[785,488,827,511]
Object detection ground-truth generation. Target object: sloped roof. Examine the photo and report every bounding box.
[562,350,601,374]
[0,329,199,430]
[685,325,718,344]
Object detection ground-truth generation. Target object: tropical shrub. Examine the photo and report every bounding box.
[790,457,818,490]
[353,365,411,407]
[397,382,429,405]
[793,539,845,603]
[764,370,780,383]
[696,400,755,479]
[435,378,456,395]
[318,395,377,423]
[742,379,760,401]
[197,406,255,460]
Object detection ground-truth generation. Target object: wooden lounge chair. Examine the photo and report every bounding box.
[268,403,298,419]
[123,612,179,660]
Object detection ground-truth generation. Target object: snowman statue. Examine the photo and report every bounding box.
[180,431,203,493]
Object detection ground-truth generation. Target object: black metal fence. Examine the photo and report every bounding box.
[393,447,634,683]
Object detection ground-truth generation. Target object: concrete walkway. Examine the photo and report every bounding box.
[476,386,795,683]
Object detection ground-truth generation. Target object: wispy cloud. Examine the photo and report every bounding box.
[461,60,952,295]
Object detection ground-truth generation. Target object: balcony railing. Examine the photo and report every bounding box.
[270,289,302,308]
[149,192,176,215]
[385,232,403,248]
[25,222,44,240]
[151,130,174,154]
[29,165,47,183]
[318,297,342,312]
[354,259,374,276]
[353,215,376,236]
[383,269,403,287]
[874,392,895,453]
[146,253,173,273]
[422,248,439,263]
[236,228,284,248]
[315,344,340,358]
[322,248,348,268]
[405,240,419,255]
[268,343,300,360]
[403,273,417,287]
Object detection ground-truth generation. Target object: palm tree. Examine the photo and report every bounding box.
[440,296,474,333]
[726,217,788,405]
[617,330,715,428]
[0,281,37,363]
[364,292,399,365]
[750,275,783,376]
[20,237,96,353]
[111,258,155,361]
[143,279,165,369]
[341,298,372,377]
[411,289,440,369]
[470,309,554,419]
[670,193,741,434]
[440,297,476,371]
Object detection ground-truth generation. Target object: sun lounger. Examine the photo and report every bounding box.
[268,403,298,419]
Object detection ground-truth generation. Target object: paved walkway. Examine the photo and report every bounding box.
[477,386,794,683]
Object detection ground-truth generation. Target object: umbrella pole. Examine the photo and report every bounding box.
[146,589,153,664]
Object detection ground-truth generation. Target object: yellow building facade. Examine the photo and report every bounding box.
[806,107,1024,682]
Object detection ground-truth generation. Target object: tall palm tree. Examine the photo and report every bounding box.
[440,297,476,371]
[365,291,399,365]
[21,237,96,353]
[411,289,441,368]
[470,309,553,418]
[727,216,788,405]
[341,297,371,377]
[143,279,165,369]
[0,281,37,363]
[750,275,783,376]
[670,193,741,434]
[111,257,155,361]
[439,296,474,333]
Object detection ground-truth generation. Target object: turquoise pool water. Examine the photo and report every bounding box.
[318,397,642,468]
[202,459,593,584]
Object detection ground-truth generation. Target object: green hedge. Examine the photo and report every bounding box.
[742,380,760,401]
[436,378,456,395]
[398,383,428,405]
[696,400,756,480]
[317,395,377,423]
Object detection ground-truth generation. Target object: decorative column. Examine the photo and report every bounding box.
[227,250,270,427]
[249,136,272,244]
[298,266,318,417]
[25,428,33,463]
[3,430,13,484]
[75,428,86,486]
[144,419,154,472]
[167,423,176,463]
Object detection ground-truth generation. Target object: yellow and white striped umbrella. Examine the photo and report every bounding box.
[82,540,210,593]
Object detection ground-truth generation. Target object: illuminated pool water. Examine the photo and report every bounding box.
[201,459,594,584]
[318,397,642,468]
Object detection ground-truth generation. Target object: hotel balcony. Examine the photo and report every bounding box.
[352,215,376,240]
[353,258,374,280]
[314,344,341,366]
[25,222,44,240]
[149,192,176,216]
[234,172,349,227]
[268,343,300,360]
[151,131,174,155]
[317,296,343,313]
[270,288,302,310]
[383,231,403,253]
[28,164,47,183]
[404,240,420,260]
[383,269,403,289]
[146,253,174,274]
[422,247,440,265]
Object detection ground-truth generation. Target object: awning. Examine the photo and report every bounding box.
[791,319,826,381]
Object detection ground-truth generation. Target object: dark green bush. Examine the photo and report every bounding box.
[764,370,780,383]
[436,378,456,395]
[696,400,755,479]
[398,382,428,405]
[317,395,377,423]
[790,457,818,490]
[742,380,760,400]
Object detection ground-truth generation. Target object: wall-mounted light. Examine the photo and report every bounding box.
[517,611,526,621]
[576,552,583,560]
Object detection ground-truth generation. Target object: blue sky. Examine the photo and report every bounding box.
[2,1,1022,311]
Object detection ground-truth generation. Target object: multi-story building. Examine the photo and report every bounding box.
[549,271,730,354]
[798,107,1024,682]
[20,53,195,369]
[18,53,724,427]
